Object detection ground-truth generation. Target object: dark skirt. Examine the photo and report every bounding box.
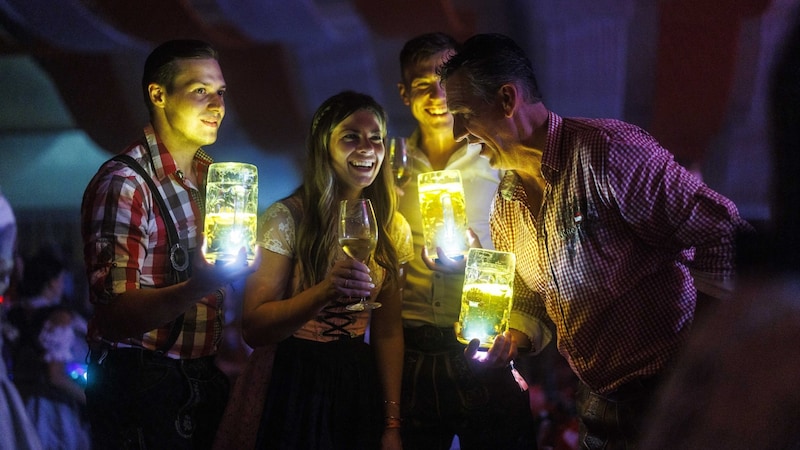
[255,336,382,450]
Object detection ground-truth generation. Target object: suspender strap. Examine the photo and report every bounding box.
[112,154,187,354]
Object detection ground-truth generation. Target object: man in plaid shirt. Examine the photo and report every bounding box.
[81,39,259,449]
[440,34,751,449]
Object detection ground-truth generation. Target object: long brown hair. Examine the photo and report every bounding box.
[294,91,400,291]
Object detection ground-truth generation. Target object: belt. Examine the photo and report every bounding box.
[403,325,462,352]
[618,375,661,397]
[589,376,663,402]
[89,347,216,375]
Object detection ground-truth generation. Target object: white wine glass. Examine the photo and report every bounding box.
[339,198,381,311]
[389,137,411,189]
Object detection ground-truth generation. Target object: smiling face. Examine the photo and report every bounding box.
[445,69,509,168]
[329,109,386,199]
[399,49,454,135]
[151,58,226,153]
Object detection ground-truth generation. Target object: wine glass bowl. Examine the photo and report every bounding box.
[389,137,411,189]
[339,198,381,311]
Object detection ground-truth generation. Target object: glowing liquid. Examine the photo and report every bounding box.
[203,164,258,264]
[418,180,468,258]
[393,167,411,188]
[340,237,376,262]
[203,211,257,264]
[456,282,513,348]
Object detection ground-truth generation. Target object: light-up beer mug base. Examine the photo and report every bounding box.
[213,256,248,266]
[433,254,465,264]
[454,322,490,361]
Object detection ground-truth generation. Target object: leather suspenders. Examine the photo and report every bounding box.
[112,154,188,354]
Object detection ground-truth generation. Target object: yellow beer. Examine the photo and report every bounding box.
[456,282,513,348]
[203,210,258,264]
[203,162,259,264]
[456,249,516,349]
[417,170,468,259]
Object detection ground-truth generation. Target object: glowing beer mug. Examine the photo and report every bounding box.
[456,248,516,349]
[203,162,258,264]
[417,170,469,259]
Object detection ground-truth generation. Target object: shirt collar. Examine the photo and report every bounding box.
[143,124,175,181]
[498,170,524,202]
[143,124,214,185]
[541,110,563,184]
[407,128,478,168]
[499,111,562,202]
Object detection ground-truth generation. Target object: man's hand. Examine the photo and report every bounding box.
[421,228,482,274]
[92,240,263,341]
[189,238,262,296]
[464,330,518,369]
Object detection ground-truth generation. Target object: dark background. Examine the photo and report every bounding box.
[0,0,796,265]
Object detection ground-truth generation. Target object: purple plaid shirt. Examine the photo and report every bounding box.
[492,112,750,394]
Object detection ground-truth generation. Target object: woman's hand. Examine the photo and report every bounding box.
[329,258,374,299]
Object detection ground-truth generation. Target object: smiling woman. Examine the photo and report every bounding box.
[215,91,413,450]
[329,108,386,199]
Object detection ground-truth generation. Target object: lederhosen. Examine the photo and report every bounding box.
[85,152,228,450]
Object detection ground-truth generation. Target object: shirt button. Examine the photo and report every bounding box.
[434,302,441,307]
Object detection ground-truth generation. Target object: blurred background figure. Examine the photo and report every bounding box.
[0,188,43,450]
[6,243,90,450]
[639,4,800,449]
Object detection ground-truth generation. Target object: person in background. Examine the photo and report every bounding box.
[394,32,536,450]
[0,189,42,450]
[7,244,90,449]
[639,7,800,449]
[80,39,259,449]
[221,91,411,450]
[439,33,751,449]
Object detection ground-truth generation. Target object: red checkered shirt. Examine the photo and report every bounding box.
[492,112,750,394]
[81,125,221,359]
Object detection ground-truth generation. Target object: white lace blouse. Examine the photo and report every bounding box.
[258,200,413,342]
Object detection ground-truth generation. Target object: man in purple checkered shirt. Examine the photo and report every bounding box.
[440,33,752,449]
